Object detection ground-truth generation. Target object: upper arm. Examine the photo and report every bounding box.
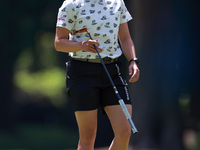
[118,22,131,42]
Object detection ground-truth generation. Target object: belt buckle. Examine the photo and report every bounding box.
[103,57,112,64]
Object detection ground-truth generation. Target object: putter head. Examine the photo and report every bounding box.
[72,27,88,35]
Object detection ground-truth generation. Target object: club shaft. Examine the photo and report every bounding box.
[87,32,138,134]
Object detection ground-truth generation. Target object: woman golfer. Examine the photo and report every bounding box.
[55,0,140,149]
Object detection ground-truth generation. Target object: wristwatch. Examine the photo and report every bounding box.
[129,58,140,65]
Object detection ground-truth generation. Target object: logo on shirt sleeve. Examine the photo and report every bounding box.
[58,18,66,21]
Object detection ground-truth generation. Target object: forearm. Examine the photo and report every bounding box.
[120,38,136,61]
[54,37,83,53]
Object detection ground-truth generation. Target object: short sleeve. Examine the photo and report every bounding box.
[56,0,75,31]
[120,0,132,24]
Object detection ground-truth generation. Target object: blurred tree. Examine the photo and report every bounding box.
[126,0,200,149]
[0,0,66,132]
[0,0,20,132]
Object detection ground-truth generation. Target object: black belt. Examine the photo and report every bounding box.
[72,57,118,64]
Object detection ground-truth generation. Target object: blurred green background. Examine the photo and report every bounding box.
[0,0,199,149]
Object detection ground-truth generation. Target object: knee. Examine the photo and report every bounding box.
[80,131,96,146]
[115,126,131,140]
[122,127,132,139]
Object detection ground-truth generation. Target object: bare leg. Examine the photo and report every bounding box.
[104,105,132,150]
[75,109,98,150]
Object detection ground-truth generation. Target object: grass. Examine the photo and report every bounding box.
[2,123,200,150]
[0,123,78,149]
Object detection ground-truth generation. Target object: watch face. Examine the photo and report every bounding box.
[134,58,140,65]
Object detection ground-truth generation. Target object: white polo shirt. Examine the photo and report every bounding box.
[56,0,132,59]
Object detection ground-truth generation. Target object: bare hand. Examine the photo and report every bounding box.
[129,62,140,83]
[81,40,104,53]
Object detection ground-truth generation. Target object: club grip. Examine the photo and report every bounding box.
[119,100,138,134]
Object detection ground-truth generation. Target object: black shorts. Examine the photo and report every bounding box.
[66,58,132,114]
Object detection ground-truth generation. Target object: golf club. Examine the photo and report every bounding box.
[73,27,138,134]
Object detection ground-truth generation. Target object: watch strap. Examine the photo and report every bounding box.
[129,58,139,65]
